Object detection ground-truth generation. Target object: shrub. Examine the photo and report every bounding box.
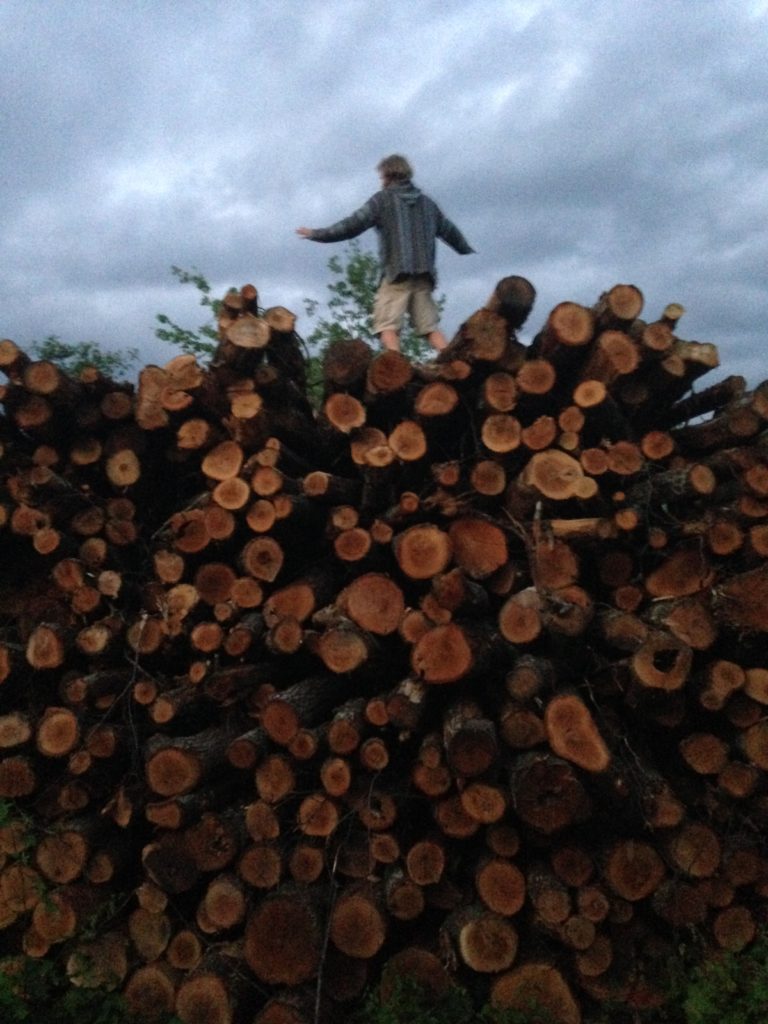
[682,931,768,1024]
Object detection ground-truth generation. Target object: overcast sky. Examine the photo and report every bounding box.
[2,0,766,387]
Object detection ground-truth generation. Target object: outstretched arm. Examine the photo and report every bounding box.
[295,197,378,242]
[437,211,475,255]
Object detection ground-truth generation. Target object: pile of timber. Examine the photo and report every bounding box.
[2,277,768,1024]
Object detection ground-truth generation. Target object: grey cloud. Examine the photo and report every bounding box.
[0,0,766,386]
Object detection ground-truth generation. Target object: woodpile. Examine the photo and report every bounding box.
[2,276,768,1024]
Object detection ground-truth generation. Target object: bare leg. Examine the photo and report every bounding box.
[379,329,401,351]
[425,329,448,352]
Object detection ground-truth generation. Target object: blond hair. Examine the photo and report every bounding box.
[377,154,413,183]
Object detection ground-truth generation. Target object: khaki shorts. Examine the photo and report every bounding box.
[372,274,439,336]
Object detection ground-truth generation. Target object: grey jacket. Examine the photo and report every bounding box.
[309,181,474,285]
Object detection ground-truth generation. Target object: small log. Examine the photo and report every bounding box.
[443,904,519,973]
[630,631,693,691]
[443,308,509,363]
[241,535,284,582]
[579,330,639,384]
[129,906,172,961]
[385,867,426,921]
[34,822,94,884]
[511,754,591,834]
[713,563,768,632]
[704,665,744,720]
[124,962,178,1022]
[483,371,519,412]
[484,275,536,328]
[393,523,452,579]
[0,755,36,797]
[490,962,581,1024]
[379,946,452,1001]
[594,283,644,327]
[506,654,556,701]
[533,302,595,359]
[499,701,546,750]
[499,587,543,644]
[296,792,340,837]
[286,840,325,884]
[575,884,610,922]
[323,392,366,433]
[646,596,718,652]
[254,752,296,804]
[315,622,374,673]
[0,712,32,750]
[66,931,128,990]
[521,449,585,501]
[388,420,428,461]
[320,755,353,797]
[0,337,32,380]
[712,905,756,951]
[517,358,557,395]
[742,719,768,769]
[522,414,558,451]
[443,702,499,776]
[336,573,405,635]
[662,373,747,428]
[544,694,611,772]
[475,856,526,915]
[254,989,321,1024]
[603,839,666,901]
[145,726,237,797]
[26,624,67,670]
[413,380,460,417]
[174,953,242,1024]
[330,882,388,959]
[262,676,352,745]
[244,888,322,984]
[238,842,283,890]
[35,706,80,757]
[405,836,446,885]
[411,622,493,685]
[666,821,721,878]
[484,826,520,859]
[448,516,509,579]
[679,732,729,774]
[481,412,522,453]
[653,877,708,928]
[575,933,614,979]
[460,780,508,823]
[470,458,507,495]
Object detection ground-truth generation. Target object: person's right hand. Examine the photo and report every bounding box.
[295,227,312,238]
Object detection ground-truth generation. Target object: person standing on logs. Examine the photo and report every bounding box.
[296,154,475,353]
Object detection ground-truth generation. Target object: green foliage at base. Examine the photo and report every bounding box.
[3,936,768,1024]
[355,975,543,1024]
[682,933,768,1024]
[0,803,177,1024]
[356,936,768,1024]
[0,957,181,1024]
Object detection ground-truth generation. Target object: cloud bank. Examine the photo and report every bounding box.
[1,0,766,383]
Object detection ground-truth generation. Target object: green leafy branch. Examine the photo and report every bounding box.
[153,265,220,358]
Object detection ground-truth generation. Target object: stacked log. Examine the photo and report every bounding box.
[2,276,768,1024]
